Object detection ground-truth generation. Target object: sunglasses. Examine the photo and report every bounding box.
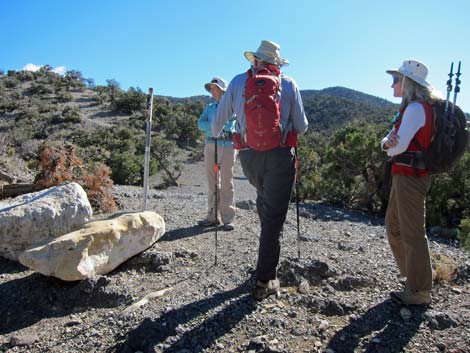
[392,75,401,85]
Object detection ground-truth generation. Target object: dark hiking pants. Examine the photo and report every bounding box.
[239,147,296,281]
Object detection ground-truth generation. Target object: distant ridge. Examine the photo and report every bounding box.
[301,86,396,108]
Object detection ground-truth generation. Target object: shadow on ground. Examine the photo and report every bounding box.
[113,277,256,353]
[326,299,427,353]
[0,273,130,335]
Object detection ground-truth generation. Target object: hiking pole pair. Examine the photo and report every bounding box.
[142,88,154,211]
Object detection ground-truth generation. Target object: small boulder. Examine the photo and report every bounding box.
[19,211,165,281]
[0,182,92,260]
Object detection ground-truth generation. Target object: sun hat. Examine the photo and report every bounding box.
[244,40,289,67]
[386,60,432,88]
[204,77,227,93]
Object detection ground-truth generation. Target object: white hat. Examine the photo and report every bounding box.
[386,60,432,88]
[204,77,227,93]
[244,40,289,67]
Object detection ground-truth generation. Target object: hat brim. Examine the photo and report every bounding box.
[244,51,289,66]
[386,69,432,88]
[204,82,226,93]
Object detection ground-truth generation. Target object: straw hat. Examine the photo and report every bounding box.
[386,60,432,88]
[244,40,289,67]
[204,77,227,93]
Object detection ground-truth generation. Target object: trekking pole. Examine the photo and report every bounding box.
[142,88,154,211]
[452,61,462,115]
[294,146,301,260]
[445,62,454,113]
[214,138,219,266]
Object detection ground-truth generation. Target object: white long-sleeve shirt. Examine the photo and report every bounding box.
[381,102,426,157]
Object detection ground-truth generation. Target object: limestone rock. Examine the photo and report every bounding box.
[0,182,92,260]
[19,211,165,281]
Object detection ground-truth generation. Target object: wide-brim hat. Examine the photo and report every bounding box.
[244,40,289,67]
[204,77,227,93]
[386,60,432,88]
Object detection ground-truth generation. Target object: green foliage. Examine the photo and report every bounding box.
[4,76,20,88]
[458,218,470,251]
[313,121,389,212]
[113,87,145,114]
[426,152,470,227]
[149,134,182,187]
[26,83,54,95]
[108,151,144,185]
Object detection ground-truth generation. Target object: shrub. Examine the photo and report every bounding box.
[57,92,73,103]
[458,218,470,251]
[62,105,82,123]
[108,151,143,185]
[432,252,457,283]
[26,83,54,95]
[4,76,20,88]
[35,143,116,212]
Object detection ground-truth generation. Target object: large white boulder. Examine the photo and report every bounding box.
[0,182,92,260]
[19,211,165,281]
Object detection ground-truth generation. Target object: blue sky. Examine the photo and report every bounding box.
[2,0,469,112]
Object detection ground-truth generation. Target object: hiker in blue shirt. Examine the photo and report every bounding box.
[211,41,308,300]
[197,77,237,231]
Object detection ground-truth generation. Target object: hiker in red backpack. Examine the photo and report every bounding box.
[211,40,308,300]
[197,77,237,231]
[381,60,442,306]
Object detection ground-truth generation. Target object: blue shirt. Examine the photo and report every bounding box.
[198,102,236,146]
[211,71,309,138]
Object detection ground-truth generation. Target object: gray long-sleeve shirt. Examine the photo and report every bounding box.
[211,71,309,138]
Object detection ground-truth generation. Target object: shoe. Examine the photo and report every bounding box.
[390,288,431,305]
[197,219,219,227]
[223,223,235,231]
[252,279,280,301]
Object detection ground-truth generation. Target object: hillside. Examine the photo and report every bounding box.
[0,68,398,184]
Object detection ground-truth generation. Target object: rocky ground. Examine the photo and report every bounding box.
[0,157,469,353]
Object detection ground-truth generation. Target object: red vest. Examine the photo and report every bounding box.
[392,102,433,177]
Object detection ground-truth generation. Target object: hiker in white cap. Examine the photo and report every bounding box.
[211,40,308,300]
[381,60,442,305]
[197,77,237,231]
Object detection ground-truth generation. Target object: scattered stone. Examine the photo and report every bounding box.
[9,334,39,347]
[318,320,329,332]
[400,307,412,320]
[332,276,372,291]
[424,311,459,330]
[236,200,256,210]
[298,278,310,294]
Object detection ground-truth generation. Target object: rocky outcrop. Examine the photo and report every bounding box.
[0,182,92,260]
[19,211,165,281]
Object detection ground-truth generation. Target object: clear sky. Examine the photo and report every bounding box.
[1,0,469,112]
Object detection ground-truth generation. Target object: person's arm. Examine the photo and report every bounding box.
[211,82,234,137]
[290,79,308,135]
[198,104,211,133]
[385,103,426,156]
[381,128,397,151]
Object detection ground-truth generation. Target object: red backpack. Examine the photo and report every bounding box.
[243,65,282,151]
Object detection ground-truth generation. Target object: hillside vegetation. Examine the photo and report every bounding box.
[0,67,469,249]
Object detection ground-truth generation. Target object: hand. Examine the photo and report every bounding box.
[384,132,399,150]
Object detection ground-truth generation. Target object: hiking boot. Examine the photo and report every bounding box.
[223,223,235,231]
[390,288,431,306]
[252,279,280,301]
[197,219,219,227]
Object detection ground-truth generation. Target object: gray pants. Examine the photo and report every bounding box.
[385,174,433,293]
[239,147,296,281]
